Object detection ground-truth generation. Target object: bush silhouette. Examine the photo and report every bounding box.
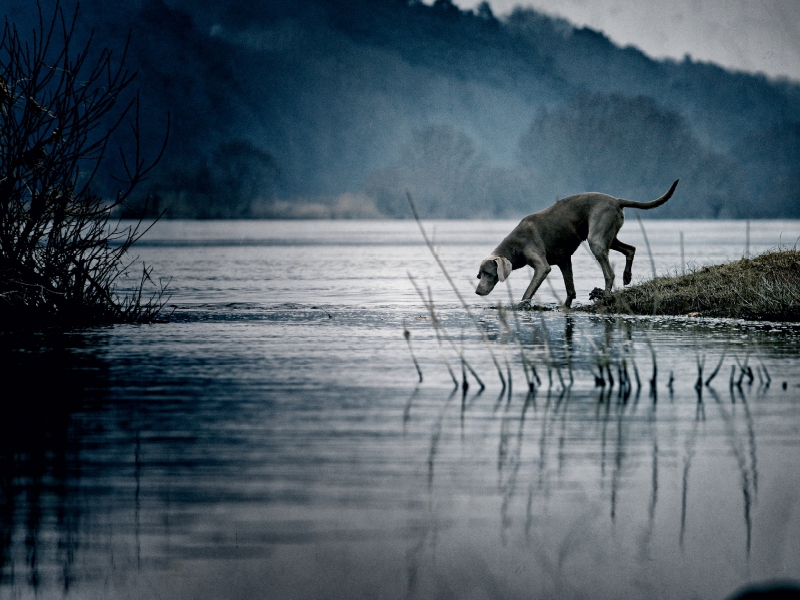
[0,1,169,324]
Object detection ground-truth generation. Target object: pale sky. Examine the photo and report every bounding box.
[452,0,800,82]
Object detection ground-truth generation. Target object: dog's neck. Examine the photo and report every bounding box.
[490,244,523,270]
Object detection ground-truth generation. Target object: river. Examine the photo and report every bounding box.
[2,219,800,600]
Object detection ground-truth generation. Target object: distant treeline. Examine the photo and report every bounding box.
[8,0,800,218]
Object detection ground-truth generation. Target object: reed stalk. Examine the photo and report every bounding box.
[506,283,541,387]
[759,360,771,387]
[623,337,642,391]
[407,190,506,388]
[704,345,728,386]
[735,352,751,388]
[753,340,771,387]
[636,213,657,280]
[428,287,460,389]
[694,348,705,390]
[403,319,423,383]
[496,301,533,390]
[537,312,560,389]
[407,273,475,389]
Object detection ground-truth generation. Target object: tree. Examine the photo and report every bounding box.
[0,1,169,324]
[137,139,279,218]
[516,94,746,218]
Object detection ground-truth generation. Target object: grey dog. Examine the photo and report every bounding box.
[475,180,679,306]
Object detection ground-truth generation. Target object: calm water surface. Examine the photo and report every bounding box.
[2,219,800,600]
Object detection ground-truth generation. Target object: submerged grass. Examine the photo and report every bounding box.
[583,249,800,321]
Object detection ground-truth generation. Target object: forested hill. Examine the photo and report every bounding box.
[7,0,800,218]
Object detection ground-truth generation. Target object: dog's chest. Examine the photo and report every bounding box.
[543,222,584,263]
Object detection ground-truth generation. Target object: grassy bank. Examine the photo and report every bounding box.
[581,249,800,321]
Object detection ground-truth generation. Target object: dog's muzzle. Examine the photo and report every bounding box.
[475,278,496,296]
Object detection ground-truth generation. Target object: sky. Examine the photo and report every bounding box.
[452,0,800,82]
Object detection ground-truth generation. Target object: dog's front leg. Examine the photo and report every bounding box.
[522,254,551,301]
[558,259,576,308]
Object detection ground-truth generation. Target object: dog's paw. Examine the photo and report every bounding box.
[515,299,533,311]
[623,271,632,285]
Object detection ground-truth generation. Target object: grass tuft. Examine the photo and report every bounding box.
[582,249,800,321]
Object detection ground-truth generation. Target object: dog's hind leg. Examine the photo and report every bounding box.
[558,258,576,308]
[521,253,551,301]
[610,238,636,285]
[588,209,623,292]
[588,239,615,292]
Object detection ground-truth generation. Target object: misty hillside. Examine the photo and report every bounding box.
[6,0,800,218]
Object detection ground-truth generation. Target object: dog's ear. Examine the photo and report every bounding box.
[496,257,512,282]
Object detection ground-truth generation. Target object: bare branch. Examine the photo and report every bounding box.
[0,0,169,324]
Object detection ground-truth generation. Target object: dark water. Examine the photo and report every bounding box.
[2,220,800,600]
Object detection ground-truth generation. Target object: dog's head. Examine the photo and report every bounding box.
[476,255,512,296]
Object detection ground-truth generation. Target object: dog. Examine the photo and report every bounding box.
[475,180,679,306]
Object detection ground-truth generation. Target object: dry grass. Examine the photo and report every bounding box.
[582,249,800,321]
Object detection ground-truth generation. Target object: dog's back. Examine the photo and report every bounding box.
[511,193,618,260]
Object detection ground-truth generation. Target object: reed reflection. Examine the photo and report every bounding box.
[0,306,794,599]
[414,378,767,562]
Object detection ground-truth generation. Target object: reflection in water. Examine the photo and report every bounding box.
[427,389,457,490]
[2,310,799,599]
[709,385,758,554]
[1,332,111,593]
[406,308,795,597]
[680,401,704,549]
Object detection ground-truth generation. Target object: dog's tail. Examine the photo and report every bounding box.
[617,179,679,210]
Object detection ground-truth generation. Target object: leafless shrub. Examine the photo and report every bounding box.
[0,1,168,325]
